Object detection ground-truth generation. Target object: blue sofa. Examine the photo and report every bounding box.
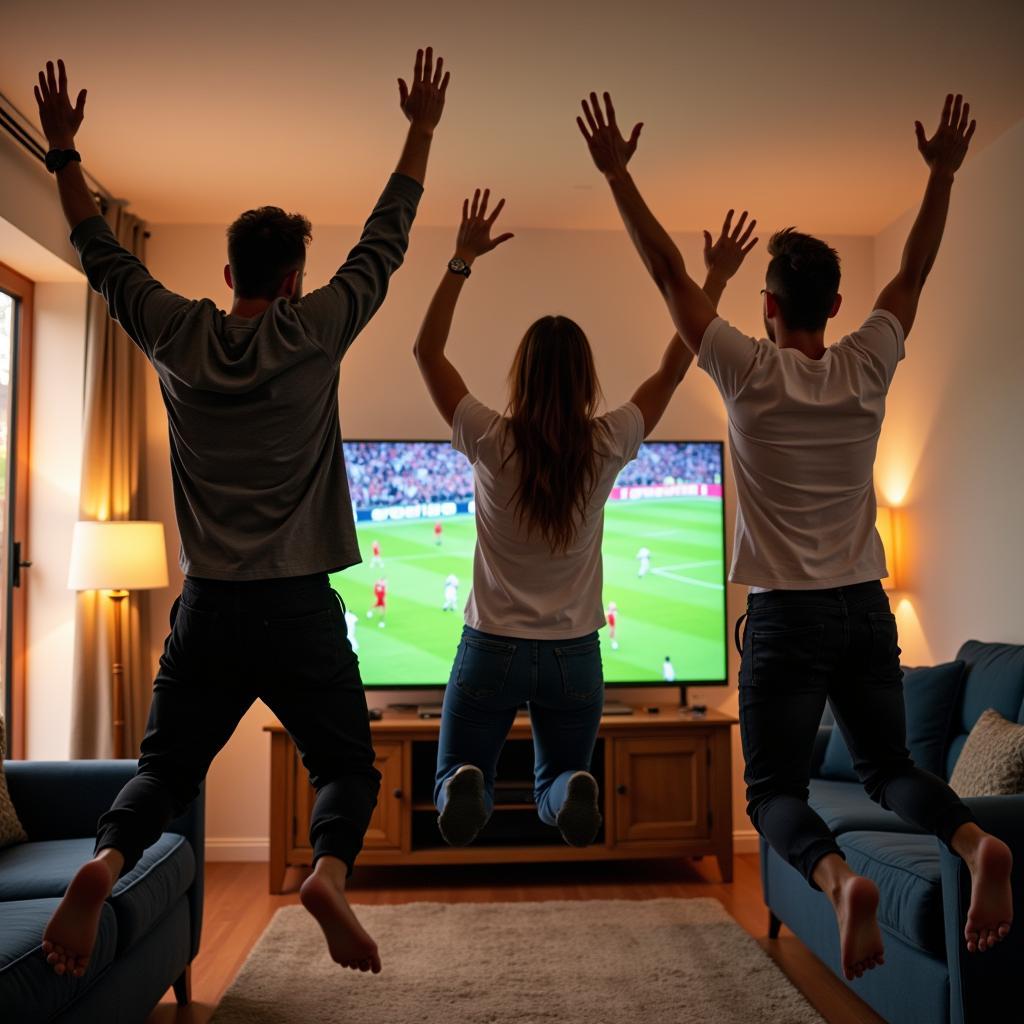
[0,761,204,1023]
[761,640,1024,1024]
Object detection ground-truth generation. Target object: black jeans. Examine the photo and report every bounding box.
[96,573,380,875]
[737,580,974,888]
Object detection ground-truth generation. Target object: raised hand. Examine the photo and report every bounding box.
[398,47,450,131]
[703,209,759,283]
[577,92,643,177]
[33,59,86,149]
[915,94,976,178]
[455,189,514,262]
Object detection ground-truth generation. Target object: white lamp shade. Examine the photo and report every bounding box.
[68,521,170,592]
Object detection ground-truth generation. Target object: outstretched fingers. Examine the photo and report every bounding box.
[731,210,749,240]
[589,92,606,128]
[485,197,506,225]
[469,188,481,219]
[581,98,599,135]
[478,188,491,219]
[423,46,434,85]
[576,116,592,142]
[433,56,444,87]
[603,91,617,128]
[940,93,953,129]
[721,208,734,239]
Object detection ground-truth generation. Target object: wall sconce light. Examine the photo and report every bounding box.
[876,505,901,591]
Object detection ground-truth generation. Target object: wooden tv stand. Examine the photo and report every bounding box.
[264,706,735,893]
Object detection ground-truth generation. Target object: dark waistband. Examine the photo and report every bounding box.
[747,579,885,610]
[183,571,330,598]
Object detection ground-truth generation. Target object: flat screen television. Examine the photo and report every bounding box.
[329,439,727,689]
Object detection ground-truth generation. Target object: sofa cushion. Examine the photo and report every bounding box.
[808,779,925,836]
[108,832,196,950]
[0,716,27,849]
[0,897,118,1020]
[0,832,195,952]
[947,642,1024,778]
[819,661,966,782]
[949,708,1024,797]
[955,641,1024,728]
[839,830,945,958]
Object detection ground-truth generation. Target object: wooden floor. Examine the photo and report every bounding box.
[146,854,887,1024]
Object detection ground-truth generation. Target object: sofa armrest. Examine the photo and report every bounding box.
[6,760,205,960]
[940,795,1024,1024]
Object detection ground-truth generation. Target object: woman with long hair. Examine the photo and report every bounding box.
[413,188,755,847]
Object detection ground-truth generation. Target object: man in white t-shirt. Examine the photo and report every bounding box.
[579,90,1012,980]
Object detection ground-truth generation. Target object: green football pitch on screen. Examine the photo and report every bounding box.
[329,497,726,687]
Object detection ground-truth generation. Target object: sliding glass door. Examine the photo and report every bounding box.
[0,262,33,758]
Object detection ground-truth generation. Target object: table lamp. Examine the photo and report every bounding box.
[68,521,169,757]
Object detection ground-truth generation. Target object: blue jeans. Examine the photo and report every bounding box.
[434,626,604,826]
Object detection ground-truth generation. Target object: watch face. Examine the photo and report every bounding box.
[449,258,467,272]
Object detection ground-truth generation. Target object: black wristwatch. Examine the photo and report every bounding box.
[44,148,81,173]
[448,257,471,278]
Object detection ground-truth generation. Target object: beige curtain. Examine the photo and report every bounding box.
[70,204,153,759]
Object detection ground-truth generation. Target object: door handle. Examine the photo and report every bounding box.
[12,541,31,588]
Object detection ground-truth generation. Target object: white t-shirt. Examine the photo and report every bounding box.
[452,395,645,638]
[698,310,905,590]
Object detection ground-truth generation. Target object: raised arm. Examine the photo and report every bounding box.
[297,49,450,360]
[630,211,759,434]
[34,59,191,359]
[34,59,100,232]
[413,189,514,425]
[395,46,449,185]
[577,92,716,355]
[875,94,976,338]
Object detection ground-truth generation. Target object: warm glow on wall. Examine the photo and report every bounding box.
[876,506,900,591]
[877,468,911,508]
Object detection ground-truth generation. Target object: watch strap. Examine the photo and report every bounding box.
[45,148,82,173]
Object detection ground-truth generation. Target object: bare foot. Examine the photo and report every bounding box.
[964,835,1013,953]
[300,869,381,974]
[835,875,885,981]
[42,857,117,978]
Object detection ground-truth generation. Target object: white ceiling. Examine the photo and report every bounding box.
[2,0,1023,235]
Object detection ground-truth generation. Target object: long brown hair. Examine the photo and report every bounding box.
[505,315,602,553]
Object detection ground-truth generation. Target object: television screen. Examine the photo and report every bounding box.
[330,439,727,688]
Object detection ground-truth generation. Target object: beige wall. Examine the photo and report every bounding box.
[146,213,875,856]
[876,119,1024,665]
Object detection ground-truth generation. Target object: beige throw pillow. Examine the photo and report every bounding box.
[0,715,28,848]
[949,708,1024,798]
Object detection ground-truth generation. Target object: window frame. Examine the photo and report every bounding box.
[0,260,33,760]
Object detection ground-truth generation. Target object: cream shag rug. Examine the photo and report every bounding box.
[210,898,824,1024]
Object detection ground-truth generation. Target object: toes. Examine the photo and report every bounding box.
[53,962,66,976]
[42,940,53,953]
